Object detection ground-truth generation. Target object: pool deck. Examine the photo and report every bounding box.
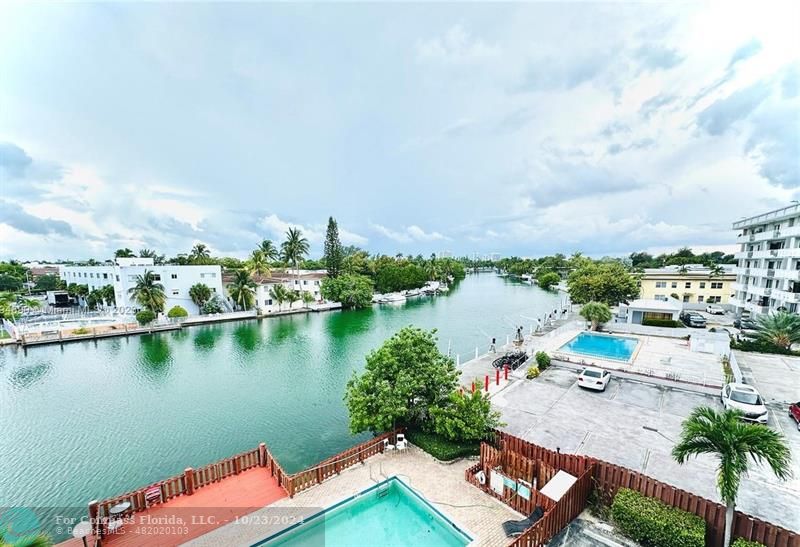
[56,467,287,547]
[185,446,520,547]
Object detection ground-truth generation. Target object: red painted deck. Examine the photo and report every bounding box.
[57,467,286,547]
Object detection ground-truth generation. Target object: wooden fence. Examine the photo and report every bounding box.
[477,431,800,547]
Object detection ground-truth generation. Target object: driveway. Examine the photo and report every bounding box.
[492,366,800,532]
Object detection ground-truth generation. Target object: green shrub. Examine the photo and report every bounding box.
[406,429,480,461]
[73,327,90,335]
[136,310,156,326]
[535,351,550,370]
[167,305,188,318]
[611,488,705,547]
[526,367,540,379]
[201,299,224,314]
[641,318,682,328]
[428,390,503,442]
[731,338,800,356]
[732,539,766,547]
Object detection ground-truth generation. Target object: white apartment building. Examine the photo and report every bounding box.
[250,270,326,314]
[59,258,224,315]
[732,204,800,316]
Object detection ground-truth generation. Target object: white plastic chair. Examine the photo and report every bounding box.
[383,438,395,453]
[395,434,407,452]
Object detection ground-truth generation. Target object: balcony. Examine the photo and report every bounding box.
[735,249,800,260]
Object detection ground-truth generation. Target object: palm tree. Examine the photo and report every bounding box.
[259,240,280,262]
[128,270,167,313]
[754,311,800,350]
[672,407,792,547]
[301,291,315,309]
[247,250,271,279]
[189,283,212,309]
[708,263,725,278]
[139,248,156,258]
[227,270,256,311]
[0,527,52,547]
[269,284,288,311]
[285,290,300,310]
[114,248,135,258]
[281,227,310,286]
[190,243,211,264]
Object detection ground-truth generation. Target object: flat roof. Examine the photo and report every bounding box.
[733,204,800,229]
[625,298,682,311]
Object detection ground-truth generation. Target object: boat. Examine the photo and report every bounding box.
[380,293,407,304]
[520,274,533,285]
[372,294,384,303]
[404,288,421,297]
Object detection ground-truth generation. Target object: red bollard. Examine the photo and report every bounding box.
[484,375,489,392]
[496,369,500,385]
[504,365,509,380]
[471,381,475,393]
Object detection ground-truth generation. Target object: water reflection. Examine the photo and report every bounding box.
[137,335,172,379]
[193,325,224,351]
[232,322,262,352]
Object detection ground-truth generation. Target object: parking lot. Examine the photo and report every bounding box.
[492,366,800,532]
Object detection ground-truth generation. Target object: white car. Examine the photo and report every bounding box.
[577,367,611,392]
[721,383,768,424]
[705,305,725,315]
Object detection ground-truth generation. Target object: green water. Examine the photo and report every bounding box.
[0,274,559,540]
[260,478,470,547]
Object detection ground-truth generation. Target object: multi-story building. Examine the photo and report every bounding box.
[638,264,735,308]
[59,258,224,315]
[246,270,327,314]
[732,204,800,316]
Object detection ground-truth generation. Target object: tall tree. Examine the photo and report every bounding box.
[259,239,279,262]
[269,283,289,311]
[754,311,800,350]
[114,248,135,258]
[579,301,613,330]
[672,407,791,547]
[280,227,310,285]
[247,250,271,279]
[227,270,256,311]
[190,243,211,264]
[567,262,639,305]
[323,217,343,278]
[189,283,212,308]
[128,270,166,313]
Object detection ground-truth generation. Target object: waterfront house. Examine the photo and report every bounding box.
[59,258,224,315]
[249,269,327,314]
[638,264,735,310]
[617,297,682,324]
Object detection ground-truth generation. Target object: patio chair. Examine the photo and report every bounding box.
[502,506,544,537]
[383,438,395,453]
[395,434,408,452]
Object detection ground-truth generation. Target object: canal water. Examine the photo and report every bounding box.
[0,273,560,539]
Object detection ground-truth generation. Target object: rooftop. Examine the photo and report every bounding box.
[641,264,735,277]
[623,298,683,312]
[732,203,800,229]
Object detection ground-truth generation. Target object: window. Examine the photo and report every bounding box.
[171,289,179,296]
[700,282,705,288]
[103,273,108,279]
[171,274,177,279]
[698,296,704,303]
[654,294,667,301]
[303,280,308,285]
[267,299,273,305]
[671,281,677,288]
[152,274,161,281]
[90,273,94,278]
[683,295,690,302]
[655,281,666,288]
[685,282,691,288]
[115,275,120,281]
[711,282,723,289]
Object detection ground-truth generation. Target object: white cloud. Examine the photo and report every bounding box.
[371,223,449,243]
[416,24,499,64]
[259,214,368,246]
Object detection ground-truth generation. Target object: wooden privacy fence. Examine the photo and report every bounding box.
[282,430,402,497]
[478,431,800,547]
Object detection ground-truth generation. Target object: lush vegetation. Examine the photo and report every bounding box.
[201,296,225,314]
[568,262,639,305]
[753,311,800,350]
[227,270,256,311]
[536,271,560,290]
[135,309,156,325]
[167,305,188,318]
[526,367,540,379]
[611,488,705,547]
[629,247,735,269]
[189,283,212,309]
[128,270,166,313]
[731,539,766,547]
[323,216,343,278]
[345,327,500,452]
[320,274,374,309]
[535,351,550,370]
[730,338,800,356]
[580,301,613,330]
[641,318,682,328]
[672,407,792,547]
[405,429,480,461]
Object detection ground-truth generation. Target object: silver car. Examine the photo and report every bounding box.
[721,383,768,424]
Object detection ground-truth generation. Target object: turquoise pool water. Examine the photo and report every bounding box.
[257,478,470,547]
[560,332,638,362]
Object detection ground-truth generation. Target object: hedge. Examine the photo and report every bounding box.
[641,318,682,328]
[730,338,800,356]
[611,488,705,547]
[135,310,156,326]
[405,430,480,461]
[167,305,188,318]
[732,540,766,547]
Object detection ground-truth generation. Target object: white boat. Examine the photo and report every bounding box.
[404,288,421,297]
[520,274,533,285]
[372,294,384,303]
[380,293,407,304]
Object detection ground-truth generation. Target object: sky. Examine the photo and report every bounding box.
[1,2,799,261]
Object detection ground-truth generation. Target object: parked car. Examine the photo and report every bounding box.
[705,304,725,315]
[789,402,800,431]
[680,311,707,328]
[577,367,611,392]
[721,383,768,424]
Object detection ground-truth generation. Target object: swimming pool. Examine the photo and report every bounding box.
[255,477,471,547]
[559,332,639,362]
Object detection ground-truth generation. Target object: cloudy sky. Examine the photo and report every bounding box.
[1,2,798,261]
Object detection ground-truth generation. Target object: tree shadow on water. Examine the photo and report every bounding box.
[137,334,172,379]
[193,325,224,351]
[233,322,263,352]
